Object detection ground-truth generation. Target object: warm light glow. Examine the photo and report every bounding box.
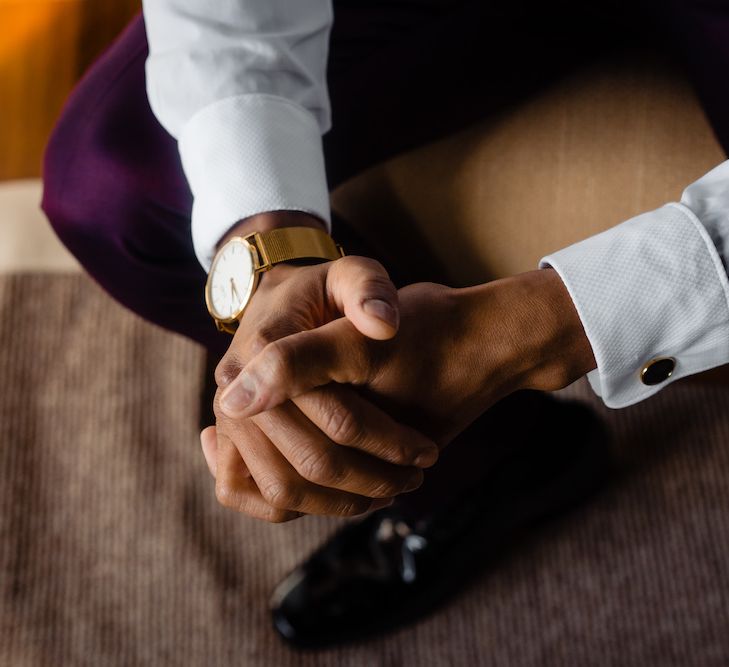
[0,1,73,64]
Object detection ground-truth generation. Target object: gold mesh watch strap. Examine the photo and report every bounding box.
[255,227,342,267]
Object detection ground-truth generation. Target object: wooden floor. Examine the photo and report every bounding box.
[0,0,140,181]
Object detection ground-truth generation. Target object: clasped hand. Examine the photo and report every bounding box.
[201,255,593,523]
[201,256,440,522]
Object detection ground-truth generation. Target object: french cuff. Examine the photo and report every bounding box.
[539,203,729,408]
[179,94,331,272]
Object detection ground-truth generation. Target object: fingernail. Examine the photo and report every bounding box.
[414,448,439,468]
[220,372,256,414]
[362,298,398,329]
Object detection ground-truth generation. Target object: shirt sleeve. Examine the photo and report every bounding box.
[539,160,729,408]
[141,0,333,271]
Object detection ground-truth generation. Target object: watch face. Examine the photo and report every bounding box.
[206,237,258,321]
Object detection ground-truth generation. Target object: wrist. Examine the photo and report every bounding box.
[457,269,596,399]
[513,268,596,391]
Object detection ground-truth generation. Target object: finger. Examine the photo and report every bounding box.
[252,400,425,498]
[203,424,255,480]
[294,386,439,468]
[200,425,218,478]
[228,412,380,517]
[214,429,300,523]
[213,315,301,389]
[327,256,399,340]
[219,318,368,419]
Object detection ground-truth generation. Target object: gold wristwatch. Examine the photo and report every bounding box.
[205,226,344,334]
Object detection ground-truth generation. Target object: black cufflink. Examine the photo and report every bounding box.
[640,357,676,386]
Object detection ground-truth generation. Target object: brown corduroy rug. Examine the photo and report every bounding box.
[2,272,729,666]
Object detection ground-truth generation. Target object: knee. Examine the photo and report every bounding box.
[42,95,190,270]
[42,131,98,252]
[40,103,182,280]
[41,19,155,258]
[41,98,133,259]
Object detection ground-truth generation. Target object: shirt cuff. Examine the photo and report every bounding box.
[179,94,331,271]
[539,203,729,408]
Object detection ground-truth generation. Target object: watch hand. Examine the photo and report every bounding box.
[230,277,241,303]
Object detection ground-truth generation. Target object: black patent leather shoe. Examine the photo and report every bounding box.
[270,396,611,649]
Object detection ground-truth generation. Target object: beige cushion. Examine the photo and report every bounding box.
[332,51,725,286]
[0,179,80,272]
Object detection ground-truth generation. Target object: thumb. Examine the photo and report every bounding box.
[327,256,399,340]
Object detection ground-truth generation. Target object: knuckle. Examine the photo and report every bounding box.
[355,346,377,386]
[391,440,420,466]
[264,508,297,524]
[248,331,274,358]
[261,339,295,383]
[212,396,226,422]
[256,325,280,345]
[260,478,300,510]
[215,355,243,388]
[364,432,415,466]
[297,448,345,486]
[337,499,369,517]
[345,257,394,292]
[369,477,405,498]
[336,255,387,284]
[332,333,377,385]
[248,322,291,356]
[323,402,365,446]
[342,254,382,273]
[335,254,361,272]
[365,271,396,294]
[214,483,237,509]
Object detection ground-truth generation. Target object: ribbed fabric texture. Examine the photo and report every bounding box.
[2,273,729,665]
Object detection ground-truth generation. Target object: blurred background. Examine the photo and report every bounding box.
[2,0,140,180]
[0,0,140,272]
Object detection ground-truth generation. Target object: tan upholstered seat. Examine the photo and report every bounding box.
[333,51,725,287]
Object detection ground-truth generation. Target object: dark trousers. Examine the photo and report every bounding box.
[42,1,729,357]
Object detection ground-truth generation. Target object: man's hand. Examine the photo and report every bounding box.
[218,268,598,447]
[204,212,439,522]
[203,381,435,523]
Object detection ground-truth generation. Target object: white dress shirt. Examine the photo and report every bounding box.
[141,0,729,409]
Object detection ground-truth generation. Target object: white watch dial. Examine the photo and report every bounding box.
[207,238,256,320]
